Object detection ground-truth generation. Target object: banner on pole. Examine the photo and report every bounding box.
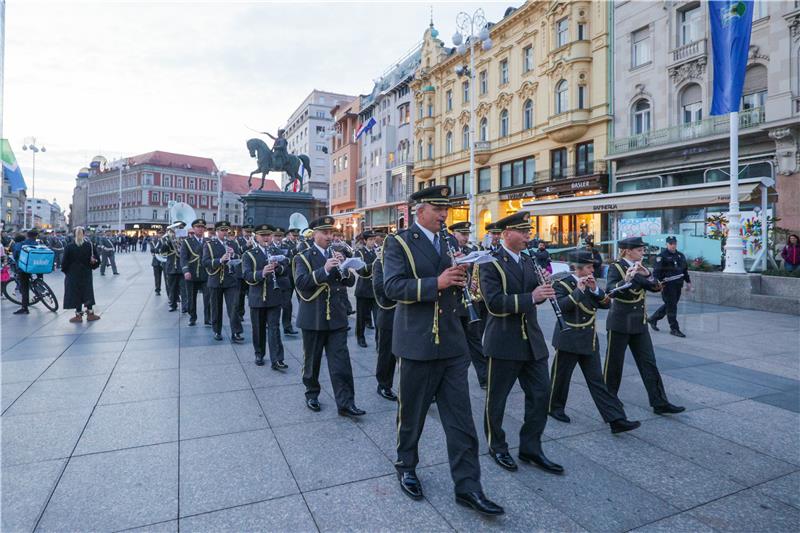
[709,0,754,115]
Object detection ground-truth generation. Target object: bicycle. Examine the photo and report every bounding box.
[2,259,59,312]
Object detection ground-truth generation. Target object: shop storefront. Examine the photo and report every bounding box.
[124,222,166,236]
[445,199,470,227]
[332,211,361,242]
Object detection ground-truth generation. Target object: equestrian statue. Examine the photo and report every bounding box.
[246,130,311,192]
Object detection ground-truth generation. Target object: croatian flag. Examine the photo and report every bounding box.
[709,0,754,115]
[355,117,376,140]
[1,139,27,192]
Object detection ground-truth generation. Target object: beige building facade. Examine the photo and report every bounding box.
[412,0,611,244]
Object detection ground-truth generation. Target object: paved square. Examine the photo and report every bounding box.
[2,254,799,532]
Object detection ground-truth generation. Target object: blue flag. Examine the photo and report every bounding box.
[1,139,27,192]
[709,0,754,115]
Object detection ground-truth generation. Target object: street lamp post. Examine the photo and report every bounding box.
[21,137,46,229]
[452,10,492,244]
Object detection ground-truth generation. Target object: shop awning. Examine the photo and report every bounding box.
[522,177,776,216]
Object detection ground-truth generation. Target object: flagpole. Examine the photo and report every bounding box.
[723,111,745,273]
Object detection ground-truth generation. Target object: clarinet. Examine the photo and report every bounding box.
[265,247,279,290]
[527,243,570,331]
[439,222,481,324]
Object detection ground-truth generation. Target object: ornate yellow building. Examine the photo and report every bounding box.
[412,0,611,246]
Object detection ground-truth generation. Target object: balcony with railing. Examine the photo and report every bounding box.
[386,155,414,170]
[608,107,765,156]
[669,38,707,68]
[413,158,435,179]
[534,160,608,183]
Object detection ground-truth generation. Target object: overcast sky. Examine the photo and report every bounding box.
[4,0,519,213]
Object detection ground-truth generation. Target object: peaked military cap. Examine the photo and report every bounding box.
[215,220,232,230]
[485,222,502,234]
[288,227,300,234]
[494,211,532,231]
[242,224,255,232]
[360,230,377,239]
[254,224,274,236]
[309,216,336,230]
[449,221,471,234]
[568,250,595,264]
[665,235,678,244]
[273,227,286,236]
[409,184,451,206]
[618,236,647,249]
[190,218,206,227]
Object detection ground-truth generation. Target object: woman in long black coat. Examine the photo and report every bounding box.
[62,227,100,323]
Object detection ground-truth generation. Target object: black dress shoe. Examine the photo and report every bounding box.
[518,452,564,474]
[670,329,686,338]
[397,471,423,500]
[283,328,298,335]
[480,383,488,390]
[454,491,505,516]
[13,308,29,315]
[654,403,685,415]
[232,333,245,343]
[377,387,397,401]
[306,398,321,412]
[213,332,223,341]
[491,451,518,471]
[648,318,660,331]
[255,354,265,366]
[188,319,197,326]
[365,323,374,330]
[357,338,367,348]
[338,405,366,417]
[204,321,212,327]
[610,419,641,434]
[549,410,571,423]
[155,290,161,295]
[271,361,289,371]
[168,307,177,312]
[347,310,356,316]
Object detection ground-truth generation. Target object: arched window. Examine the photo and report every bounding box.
[479,118,488,141]
[555,80,568,114]
[417,140,423,161]
[499,109,509,137]
[632,99,651,134]
[445,131,453,154]
[679,83,702,124]
[462,125,470,151]
[523,99,534,130]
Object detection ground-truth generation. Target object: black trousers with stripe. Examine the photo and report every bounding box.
[549,349,626,423]
[603,330,669,408]
[301,328,355,409]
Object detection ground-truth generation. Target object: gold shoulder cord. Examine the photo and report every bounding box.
[373,247,397,311]
[292,253,331,320]
[611,262,646,324]
[243,251,267,302]
[205,241,222,280]
[482,261,528,340]
[184,239,201,277]
[557,279,598,350]
[392,234,439,342]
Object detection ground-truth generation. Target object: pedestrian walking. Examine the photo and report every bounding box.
[62,226,100,323]
[781,234,800,272]
[648,236,691,337]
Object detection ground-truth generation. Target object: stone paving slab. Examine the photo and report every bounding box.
[1,253,798,532]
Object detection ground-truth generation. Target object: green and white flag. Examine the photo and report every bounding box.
[1,139,27,192]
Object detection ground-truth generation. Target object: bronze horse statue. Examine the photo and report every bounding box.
[246,138,311,192]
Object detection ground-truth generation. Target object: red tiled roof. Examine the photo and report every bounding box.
[223,173,280,194]
[128,151,218,173]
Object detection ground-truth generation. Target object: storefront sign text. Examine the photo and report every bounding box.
[592,204,617,211]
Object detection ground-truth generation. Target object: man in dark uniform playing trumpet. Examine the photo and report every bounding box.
[548,250,640,434]
[243,224,288,369]
[293,216,364,417]
[201,221,244,343]
[180,218,211,327]
[478,211,563,475]
[383,185,503,516]
[604,237,684,415]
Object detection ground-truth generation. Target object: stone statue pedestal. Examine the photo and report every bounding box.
[241,190,323,228]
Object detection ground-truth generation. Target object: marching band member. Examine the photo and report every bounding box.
[201,221,244,343]
[604,237,684,415]
[371,242,397,401]
[180,218,211,327]
[161,226,183,311]
[271,227,298,335]
[354,230,378,348]
[235,224,255,322]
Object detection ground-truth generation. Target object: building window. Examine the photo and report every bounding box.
[523,45,534,73]
[188,178,195,189]
[753,0,767,20]
[479,70,488,95]
[479,118,488,141]
[427,102,433,117]
[462,81,470,103]
[551,148,567,179]
[555,80,568,114]
[152,210,157,220]
[578,85,586,109]
[741,64,767,111]
[446,90,453,111]
[343,155,348,169]
[462,125,470,151]
[632,27,651,68]
[523,99,534,130]
[399,103,410,125]
[556,18,569,47]
[445,132,453,154]
[143,173,154,185]
[679,5,702,46]
[500,163,512,189]
[499,109,509,137]
[176,176,183,188]
[577,23,586,40]
[427,141,434,160]
[680,83,702,123]
[152,192,160,203]
[478,167,491,192]
[499,59,509,85]
[633,99,652,134]
[162,175,171,187]
[576,141,594,175]
[446,172,470,196]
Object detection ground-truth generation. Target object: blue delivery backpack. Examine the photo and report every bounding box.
[18,245,55,274]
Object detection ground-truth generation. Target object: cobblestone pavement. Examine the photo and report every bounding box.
[2,253,799,532]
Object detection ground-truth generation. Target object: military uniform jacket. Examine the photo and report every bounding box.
[382,223,469,361]
[292,245,355,330]
[653,250,690,284]
[372,254,396,330]
[99,237,115,254]
[202,238,240,289]
[267,244,292,290]
[232,238,250,280]
[354,247,377,299]
[478,247,548,361]
[150,239,163,268]
[160,236,181,275]
[552,276,610,355]
[180,236,208,282]
[243,246,286,308]
[606,259,661,334]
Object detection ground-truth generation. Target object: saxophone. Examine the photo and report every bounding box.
[470,261,483,302]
